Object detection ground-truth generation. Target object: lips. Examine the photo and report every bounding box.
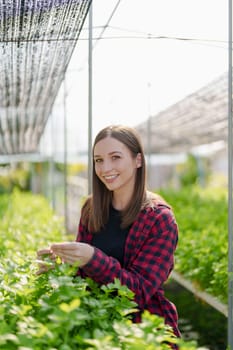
[103,174,118,183]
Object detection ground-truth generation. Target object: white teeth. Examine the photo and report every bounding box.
[104,175,117,179]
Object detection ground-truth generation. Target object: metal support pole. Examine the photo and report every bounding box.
[63,77,68,232]
[147,116,152,188]
[88,1,93,195]
[49,112,55,210]
[228,0,233,348]
[147,82,152,189]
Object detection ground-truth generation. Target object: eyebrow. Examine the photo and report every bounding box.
[94,151,122,158]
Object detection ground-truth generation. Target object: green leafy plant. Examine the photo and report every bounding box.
[159,186,227,303]
[0,259,197,349]
[0,190,199,349]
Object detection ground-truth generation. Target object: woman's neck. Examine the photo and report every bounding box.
[112,191,132,211]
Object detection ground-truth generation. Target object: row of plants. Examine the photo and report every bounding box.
[160,185,227,304]
[0,161,87,195]
[0,190,199,349]
[0,164,30,193]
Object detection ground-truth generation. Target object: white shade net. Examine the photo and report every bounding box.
[0,0,91,155]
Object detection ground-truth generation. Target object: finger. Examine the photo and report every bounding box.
[50,242,77,251]
[37,248,52,257]
[52,250,81,264]
[36,265,49,275]
[50,249,78,257]
[36,264,54,275]
[50,253,57,261]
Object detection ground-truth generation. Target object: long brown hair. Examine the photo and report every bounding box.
[82,125,149,231]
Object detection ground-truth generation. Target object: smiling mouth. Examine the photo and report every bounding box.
[103,174,118,181]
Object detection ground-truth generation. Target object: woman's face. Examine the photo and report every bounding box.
[93,136,141,195]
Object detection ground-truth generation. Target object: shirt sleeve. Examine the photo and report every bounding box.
[80,205,178,310]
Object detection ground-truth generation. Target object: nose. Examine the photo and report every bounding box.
[101,159,112,173]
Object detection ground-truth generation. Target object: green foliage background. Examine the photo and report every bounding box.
[160,186,227,304]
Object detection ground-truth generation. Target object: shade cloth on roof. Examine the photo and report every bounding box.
[0,0,91,155]
[137,72,229,154]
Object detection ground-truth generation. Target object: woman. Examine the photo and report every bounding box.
[37,124,180,339]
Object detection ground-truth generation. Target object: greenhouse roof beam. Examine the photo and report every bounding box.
[137,72,229,154]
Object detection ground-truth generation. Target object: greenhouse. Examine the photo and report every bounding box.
[0,1,232,349]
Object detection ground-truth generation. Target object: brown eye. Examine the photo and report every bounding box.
[112,155,120,160]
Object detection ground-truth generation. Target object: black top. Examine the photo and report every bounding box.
[92,206,130,266]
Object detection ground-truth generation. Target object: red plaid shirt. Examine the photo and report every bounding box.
[76,202,180,338]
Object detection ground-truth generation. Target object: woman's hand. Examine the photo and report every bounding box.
[36,248,56,275]
[50,242,94,268]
